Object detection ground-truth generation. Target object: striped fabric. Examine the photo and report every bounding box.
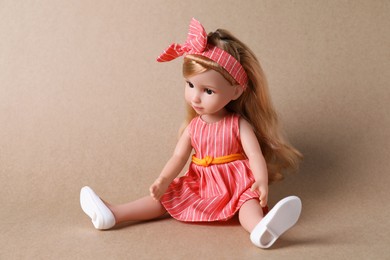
[157,18,248,89]
[161,114,264,222]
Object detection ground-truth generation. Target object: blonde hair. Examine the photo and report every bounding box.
[181,29,302,183]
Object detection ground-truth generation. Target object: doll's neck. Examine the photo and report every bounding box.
[200,109,230,124]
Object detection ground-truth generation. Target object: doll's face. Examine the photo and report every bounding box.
[184,69,243,120]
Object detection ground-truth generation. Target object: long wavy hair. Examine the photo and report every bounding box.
[181,28,302,183]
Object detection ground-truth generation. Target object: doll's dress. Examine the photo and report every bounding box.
[161,113,265,222]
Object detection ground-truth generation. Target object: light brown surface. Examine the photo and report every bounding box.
[1,1,389,259]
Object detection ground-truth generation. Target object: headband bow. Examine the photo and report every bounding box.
[157,18,248,89]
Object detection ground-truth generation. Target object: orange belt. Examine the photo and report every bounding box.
[192,153,245,167]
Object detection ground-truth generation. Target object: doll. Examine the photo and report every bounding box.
[80,18,302,249]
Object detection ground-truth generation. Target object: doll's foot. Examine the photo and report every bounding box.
[80,186,116,230]
[250,196,302,248]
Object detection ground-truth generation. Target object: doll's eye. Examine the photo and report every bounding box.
[205,89,214,95]
[187,81,194,88]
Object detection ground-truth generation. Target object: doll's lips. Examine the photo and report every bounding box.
[192,105,203,111]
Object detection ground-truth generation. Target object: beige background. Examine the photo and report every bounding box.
[1,0,389,259]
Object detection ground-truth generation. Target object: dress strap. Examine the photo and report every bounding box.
[192,153,245,167]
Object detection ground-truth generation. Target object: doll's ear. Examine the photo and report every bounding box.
[232,85,244,100]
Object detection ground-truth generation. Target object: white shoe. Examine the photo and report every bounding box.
[80,186,116,230]
[250,196,302,248]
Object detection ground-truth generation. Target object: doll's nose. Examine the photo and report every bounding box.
[192,92,201,103]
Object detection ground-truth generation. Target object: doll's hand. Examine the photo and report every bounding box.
[149,177,170,201]
[251,180,268,207]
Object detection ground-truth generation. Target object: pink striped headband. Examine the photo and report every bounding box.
[157,18,248,89]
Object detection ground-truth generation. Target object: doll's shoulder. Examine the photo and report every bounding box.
[237,115,256,131]
[238,116,257,138]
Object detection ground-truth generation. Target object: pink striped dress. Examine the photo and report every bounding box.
[161,113,263,222]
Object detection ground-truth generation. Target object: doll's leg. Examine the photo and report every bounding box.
[80,186,167,230]
[106,195,167,224]
[238,199,264,232]
[239,199,275,248]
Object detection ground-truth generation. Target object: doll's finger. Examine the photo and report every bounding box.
[151,190,160,200]
[250,182,258,192]
[150,187,163,201]
[259,193,267,207]
[151,193,160,201]
[259,197,267,207]
[149,186,158,200]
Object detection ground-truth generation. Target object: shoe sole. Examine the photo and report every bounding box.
[250,196,302,248]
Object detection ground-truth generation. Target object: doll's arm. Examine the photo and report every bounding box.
[240,118,269,207]
[149,127,192,201]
